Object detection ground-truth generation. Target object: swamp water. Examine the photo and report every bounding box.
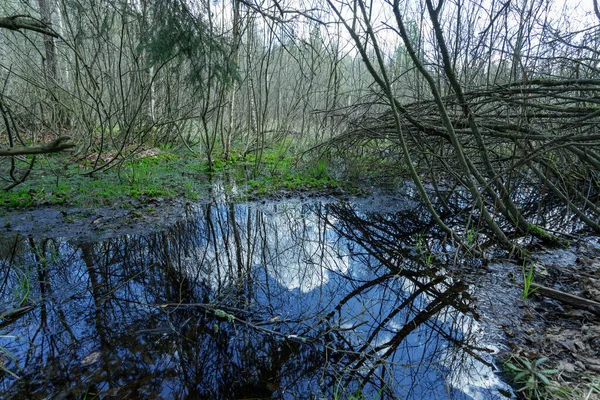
[0,198,514,399]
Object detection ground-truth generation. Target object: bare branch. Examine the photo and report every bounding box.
[0,15,59,38]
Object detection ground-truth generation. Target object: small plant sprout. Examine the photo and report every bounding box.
[522,262,538,300]
[466,227,477,246]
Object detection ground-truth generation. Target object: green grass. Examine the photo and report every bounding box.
[0,338,20,379]
[522,262,538,300]
[243,153,339,196]
[13,268,31,307]
[0,147,351,210]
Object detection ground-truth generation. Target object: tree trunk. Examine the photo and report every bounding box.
[37,0,57,83]
[0,137,74,156]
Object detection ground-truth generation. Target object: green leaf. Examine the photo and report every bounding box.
[505,362,518,371]
[541,369,559,375]
[537,373,550,385]
[514,371,528,382]
[534,357,548,367]
[552,389,570,399]
[214,309,235,322]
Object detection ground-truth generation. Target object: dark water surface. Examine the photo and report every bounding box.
[0,198,513,399]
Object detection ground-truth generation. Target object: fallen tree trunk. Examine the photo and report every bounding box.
[0,136,74,156]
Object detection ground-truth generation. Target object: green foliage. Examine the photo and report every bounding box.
[414,233,434,265]
[125,163,154,185]
[139,0,238,89]
[327,143,409,186]
[332,381,385,400]
[214,309,235,323]
[0,338,20,379]
[504,356,563,399]
[307,158,329,180]
[206,157,227,173]
[466,227,478,247]
[239,148,342,195]
[8,266,31,306]
[527,224,565,246]
[0,147,351,211]
[0,187,69,208]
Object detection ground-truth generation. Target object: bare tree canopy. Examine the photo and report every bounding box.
[0,0,598,247]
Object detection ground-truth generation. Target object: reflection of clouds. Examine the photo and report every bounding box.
[261,205,349,293]
[438,313,512,399]
[183,201,350,293]
[0,199,515,399]
[266,234,349,293]
[440,344,510,400]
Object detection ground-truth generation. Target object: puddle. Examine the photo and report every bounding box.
[0,199,513,399]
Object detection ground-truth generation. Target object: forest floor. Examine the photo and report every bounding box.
[0,147,356,211]
[0,188,353,241]
[468,239,600,398]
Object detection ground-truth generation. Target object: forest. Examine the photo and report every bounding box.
[0,0,599,398]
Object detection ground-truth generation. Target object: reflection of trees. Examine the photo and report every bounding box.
[316,203,498,397]
[0,201,506,398]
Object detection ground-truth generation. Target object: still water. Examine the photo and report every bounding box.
[0,198,513,399]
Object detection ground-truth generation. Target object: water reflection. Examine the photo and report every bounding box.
[0,199,511,399]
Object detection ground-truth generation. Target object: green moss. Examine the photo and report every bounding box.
[527,223,566,246]
[0,147,353,211]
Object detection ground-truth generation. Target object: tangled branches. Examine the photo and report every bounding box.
[330,79,600,247]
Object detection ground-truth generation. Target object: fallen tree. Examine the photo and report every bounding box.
[0,136,75,156]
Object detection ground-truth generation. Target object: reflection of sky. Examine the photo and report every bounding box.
[0,200,513,399]
[181,202,350,293]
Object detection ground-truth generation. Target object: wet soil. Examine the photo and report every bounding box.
[521,240,600,383]
[0,187,348,241]
[0,198,190,242]
[469,238,600,396]
[0,185,393,242]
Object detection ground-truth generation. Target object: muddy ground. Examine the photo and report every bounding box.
[469,237,600,397]
[0,198,191,242]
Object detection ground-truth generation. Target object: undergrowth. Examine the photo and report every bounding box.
[502,355,600,400]
[0,147,349,209]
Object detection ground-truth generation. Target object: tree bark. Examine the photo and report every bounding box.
[37,0,58,83]
[531,283,600,316]
[0,137,74,156]
[0,15,58,37]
